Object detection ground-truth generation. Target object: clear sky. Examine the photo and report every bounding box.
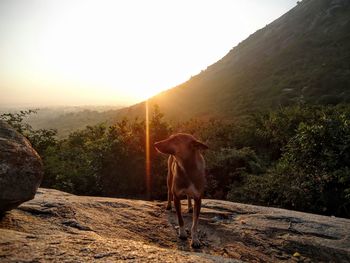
[0,0,296,107]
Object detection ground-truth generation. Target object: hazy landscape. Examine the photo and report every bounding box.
[0,106,123,137]
[1,0,350,262]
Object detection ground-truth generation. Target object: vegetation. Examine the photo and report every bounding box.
[2,104,350,218]
[227,105,350,217]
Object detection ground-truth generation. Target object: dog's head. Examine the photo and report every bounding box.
[154,133,208,159]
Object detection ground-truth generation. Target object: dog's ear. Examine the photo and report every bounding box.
[192,140,209,150]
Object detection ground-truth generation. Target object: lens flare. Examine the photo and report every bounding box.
[145,100,151,199]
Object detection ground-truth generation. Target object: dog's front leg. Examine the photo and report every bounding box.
[174,195,187,239]
[190,198,201,248]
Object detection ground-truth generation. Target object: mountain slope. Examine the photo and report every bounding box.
[116,0,350,121]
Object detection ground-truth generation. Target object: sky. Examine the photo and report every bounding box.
[0,0,296,107]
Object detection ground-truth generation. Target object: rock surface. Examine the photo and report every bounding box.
[0,120,43,213]
[1,188,350,262]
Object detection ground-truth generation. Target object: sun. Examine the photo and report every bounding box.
[131,86,165,101]
[0,0,297,106]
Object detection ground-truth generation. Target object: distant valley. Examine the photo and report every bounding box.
[0,106,122,138]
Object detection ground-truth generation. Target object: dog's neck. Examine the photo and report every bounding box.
[174,151,203,175]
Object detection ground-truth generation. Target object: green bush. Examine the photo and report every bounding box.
[206,147,265,199]
[228,105,350,217]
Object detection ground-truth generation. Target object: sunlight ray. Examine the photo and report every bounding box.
[145,99,151,199]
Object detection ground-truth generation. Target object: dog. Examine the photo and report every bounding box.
[154,133,208,248]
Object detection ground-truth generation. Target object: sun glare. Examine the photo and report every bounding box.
[0,0,296,107]
[145,100,151,199]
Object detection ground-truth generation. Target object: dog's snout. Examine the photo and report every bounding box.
[154,140,174,154]
[154,141,163,151]
[154,141,161,149]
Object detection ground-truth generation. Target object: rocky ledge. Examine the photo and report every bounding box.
[0,188,349,262]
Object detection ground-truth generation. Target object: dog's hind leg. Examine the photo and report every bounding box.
[166,191,173,210]
[190,198,201,248]
[174,195,187,239]
[166,157,174,210]
[187,196,193,213]
[166,170,173,210]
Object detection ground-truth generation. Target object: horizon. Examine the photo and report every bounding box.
[1,0,296,108]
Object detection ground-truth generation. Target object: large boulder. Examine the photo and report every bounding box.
[0,120,43,213]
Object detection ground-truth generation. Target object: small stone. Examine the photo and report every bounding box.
[94,252,115,259]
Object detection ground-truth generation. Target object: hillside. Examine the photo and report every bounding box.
[115,0,350,121]
[1,188,350,262]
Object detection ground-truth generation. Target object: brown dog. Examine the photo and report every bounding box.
[154,133,208,248]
